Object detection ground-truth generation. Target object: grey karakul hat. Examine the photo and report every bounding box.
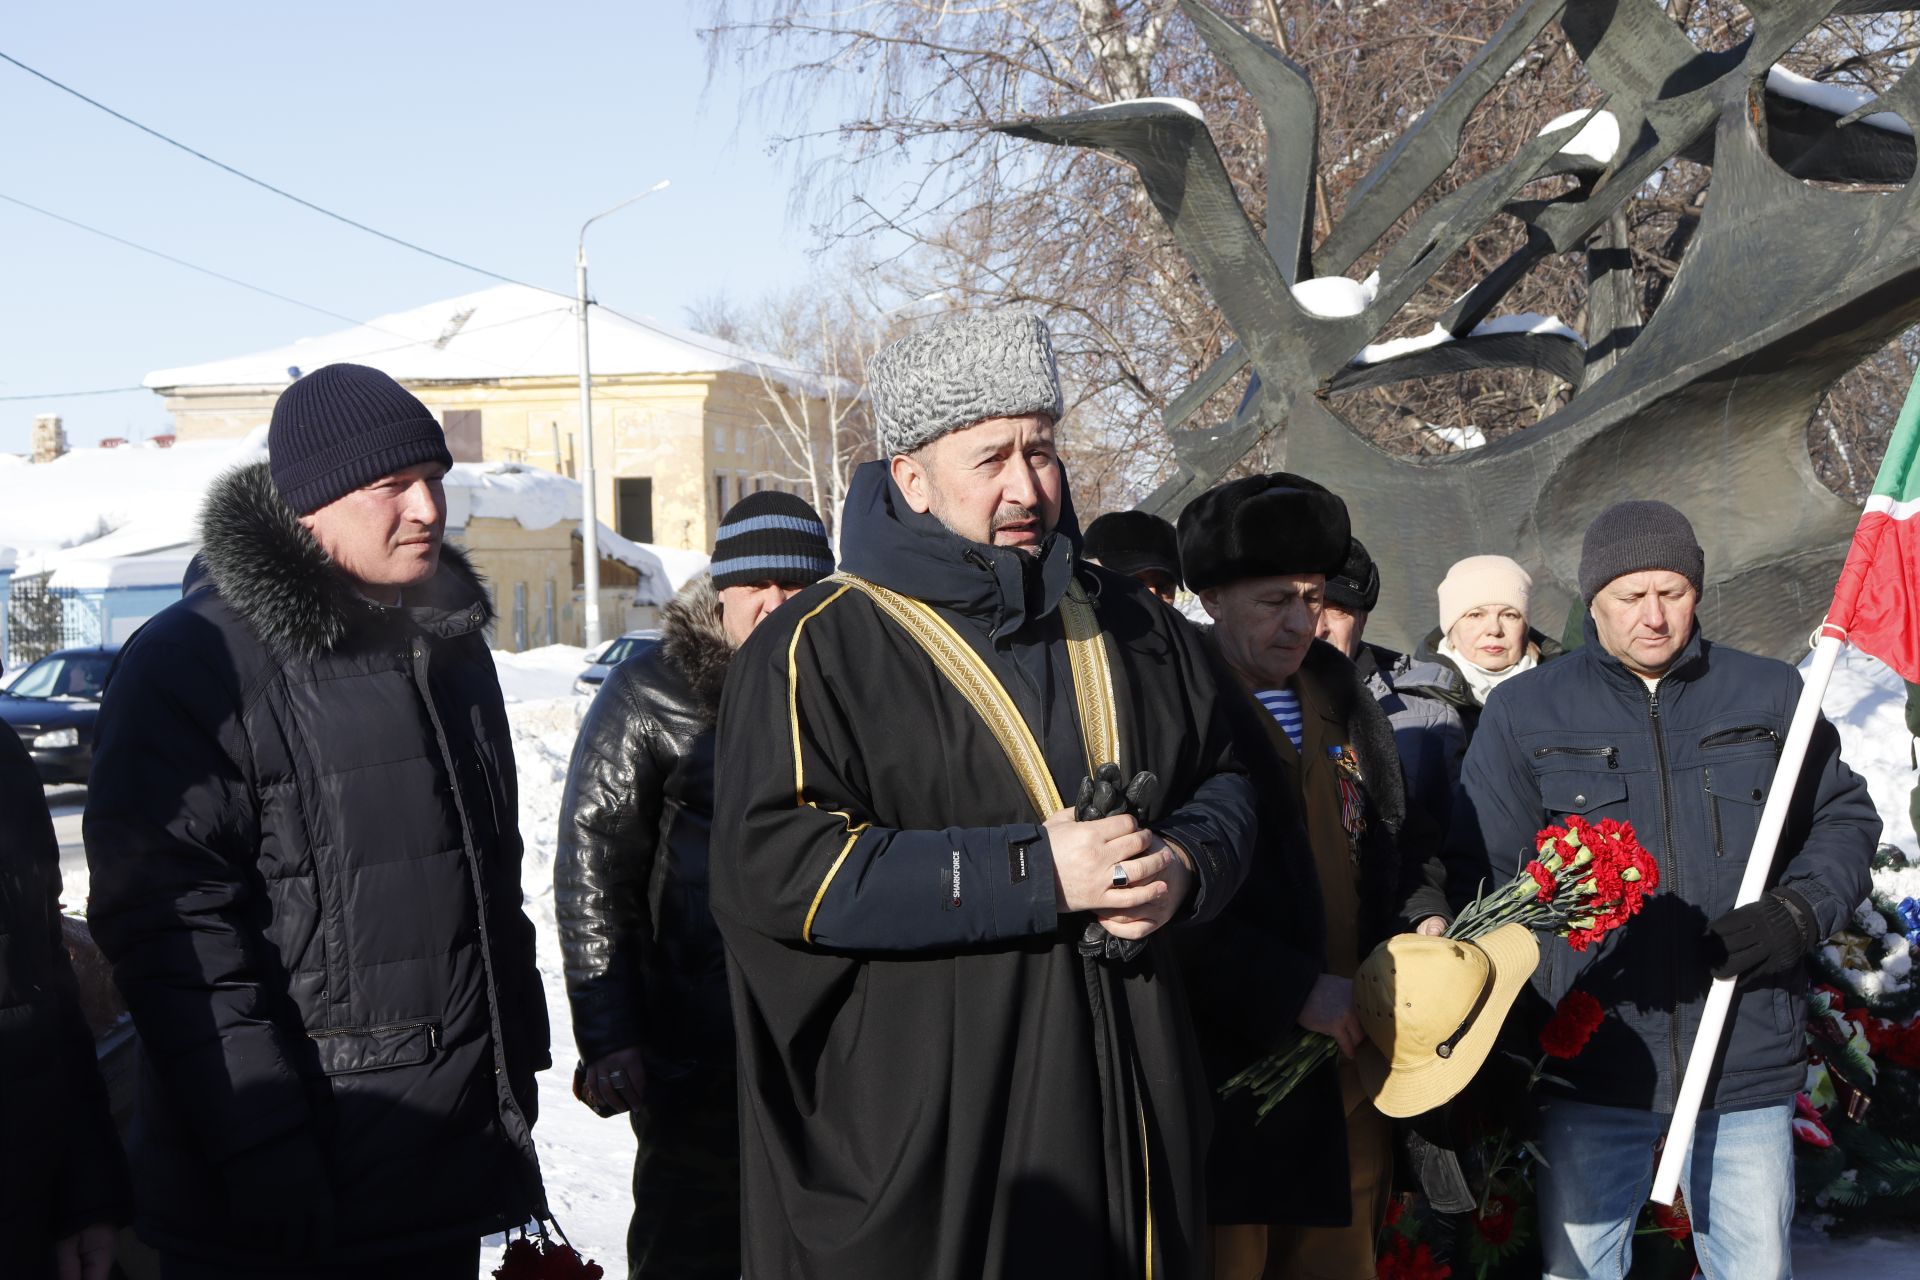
[867,311,1064,456]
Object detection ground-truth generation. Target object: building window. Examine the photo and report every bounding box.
[715,472,729,513]
[714,423,727,451]
[734,427,747,454]
[617,476,654,544]
[442,409,482,463]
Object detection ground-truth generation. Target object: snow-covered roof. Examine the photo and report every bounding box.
[48,555,196,591]
[0,429,678,602]
[144,283,825,395]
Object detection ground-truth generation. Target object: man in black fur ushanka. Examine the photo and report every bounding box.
[712,311,1257,1279]
[85,364,547,1278]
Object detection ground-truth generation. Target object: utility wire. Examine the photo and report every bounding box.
[0,190,377,331]
[0,49,568,299]
[0,191,569,380]
[0,385,146,402]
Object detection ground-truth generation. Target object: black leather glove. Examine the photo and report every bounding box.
[1074,764,1160,964]
[1707,887,1818,982]
[221,1128,336,1255]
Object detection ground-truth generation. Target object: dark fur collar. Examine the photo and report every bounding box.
[659,573,732,714]
[198,461,494,662]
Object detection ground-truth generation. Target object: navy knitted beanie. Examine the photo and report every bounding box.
[269,363,454,514]
[710,491,835,591]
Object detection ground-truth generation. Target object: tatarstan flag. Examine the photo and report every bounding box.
[1826,368,1920,683]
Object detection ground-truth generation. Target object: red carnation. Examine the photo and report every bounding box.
[1384,1197,1405,1228]
[1652,1200,1691,1241]
[1474,1194,1516,1246]
[1377,1234,1453,1280]
[1540,989,1607,1059]
[1525,860,1557,902]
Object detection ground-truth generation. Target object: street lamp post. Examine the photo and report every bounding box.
[576,179,670,650]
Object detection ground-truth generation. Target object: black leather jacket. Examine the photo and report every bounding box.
[556,575,734,1088]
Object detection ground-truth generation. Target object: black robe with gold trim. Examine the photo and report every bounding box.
[711,462,1256,1279]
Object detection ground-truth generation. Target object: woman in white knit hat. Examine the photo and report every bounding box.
[1400,553,1564,739]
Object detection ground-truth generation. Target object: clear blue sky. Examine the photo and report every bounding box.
[0,1,831,451]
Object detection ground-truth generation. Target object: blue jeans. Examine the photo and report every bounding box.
[1535,1097,1794,1280]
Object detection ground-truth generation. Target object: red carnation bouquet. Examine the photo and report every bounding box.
[1224,815,1659,1118]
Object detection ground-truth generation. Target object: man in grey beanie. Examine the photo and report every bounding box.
[712,310,1257,1277]
[1446,498,1877,1280]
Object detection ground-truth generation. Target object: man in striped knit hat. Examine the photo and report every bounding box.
[1174,474,1447,1280]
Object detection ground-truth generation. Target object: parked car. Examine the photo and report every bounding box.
[0,645,119,785]
[574,629,661,697]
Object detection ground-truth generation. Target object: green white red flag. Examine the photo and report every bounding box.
[1825,367,1920,683]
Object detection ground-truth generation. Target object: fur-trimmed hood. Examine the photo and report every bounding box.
[658,572,732,714]
[196,461,494,662]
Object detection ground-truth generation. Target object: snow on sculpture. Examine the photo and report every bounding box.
[996,0,1920,657]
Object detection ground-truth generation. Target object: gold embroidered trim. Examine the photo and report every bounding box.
[803,816,870,945]
[1060,579,1120,776]
[786,584,871,943]
[788,584,854,807]
[832,573,1064,817]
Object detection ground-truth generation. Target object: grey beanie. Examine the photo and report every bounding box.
[867,311,1064,456]
[1578,500,1705,602]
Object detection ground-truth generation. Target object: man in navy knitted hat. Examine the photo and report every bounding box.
[86,363,549,1277]
[1449,498,1878,1279]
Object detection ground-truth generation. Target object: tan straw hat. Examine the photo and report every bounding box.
[1353,923,1540,1119]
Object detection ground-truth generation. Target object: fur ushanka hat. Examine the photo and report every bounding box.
[1176,473,1351,593]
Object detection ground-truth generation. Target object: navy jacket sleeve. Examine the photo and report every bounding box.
[1777,711,1880,938]
[84,636,314,1163]
[1157,770,1258,928]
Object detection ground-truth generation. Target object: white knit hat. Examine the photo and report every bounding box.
[1437,555,1532,636]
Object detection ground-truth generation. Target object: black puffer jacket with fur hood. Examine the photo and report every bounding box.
[84,462,548,1265]
[555,573,735,1090]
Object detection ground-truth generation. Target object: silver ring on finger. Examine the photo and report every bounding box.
[609,1071,626,1085]
[1110,863,1130,889]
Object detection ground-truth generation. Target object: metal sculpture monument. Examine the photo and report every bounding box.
[997,0,1920,657]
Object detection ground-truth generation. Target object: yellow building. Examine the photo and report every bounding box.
[145,283,845,553]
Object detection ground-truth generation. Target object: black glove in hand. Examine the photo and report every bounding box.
[1707,887,1818,982]
[1074,763,1161,964]
[221,1128,336,1255]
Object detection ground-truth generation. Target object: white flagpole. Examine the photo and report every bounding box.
[1649,631,1847,1205]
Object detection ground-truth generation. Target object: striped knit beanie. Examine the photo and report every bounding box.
[710,491,834,591]
[269,363,453,514]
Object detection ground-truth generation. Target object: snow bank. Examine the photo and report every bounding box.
[493,644,592,704]
[1809,646,1916,855]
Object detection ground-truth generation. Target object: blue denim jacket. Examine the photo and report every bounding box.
[1451,618,1880,1112]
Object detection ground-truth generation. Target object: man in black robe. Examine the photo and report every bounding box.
[711,311,1258,1279]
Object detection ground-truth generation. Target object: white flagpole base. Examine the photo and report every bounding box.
[1649,633,1845,1206]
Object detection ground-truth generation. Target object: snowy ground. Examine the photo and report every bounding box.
[481,646,637,1271]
